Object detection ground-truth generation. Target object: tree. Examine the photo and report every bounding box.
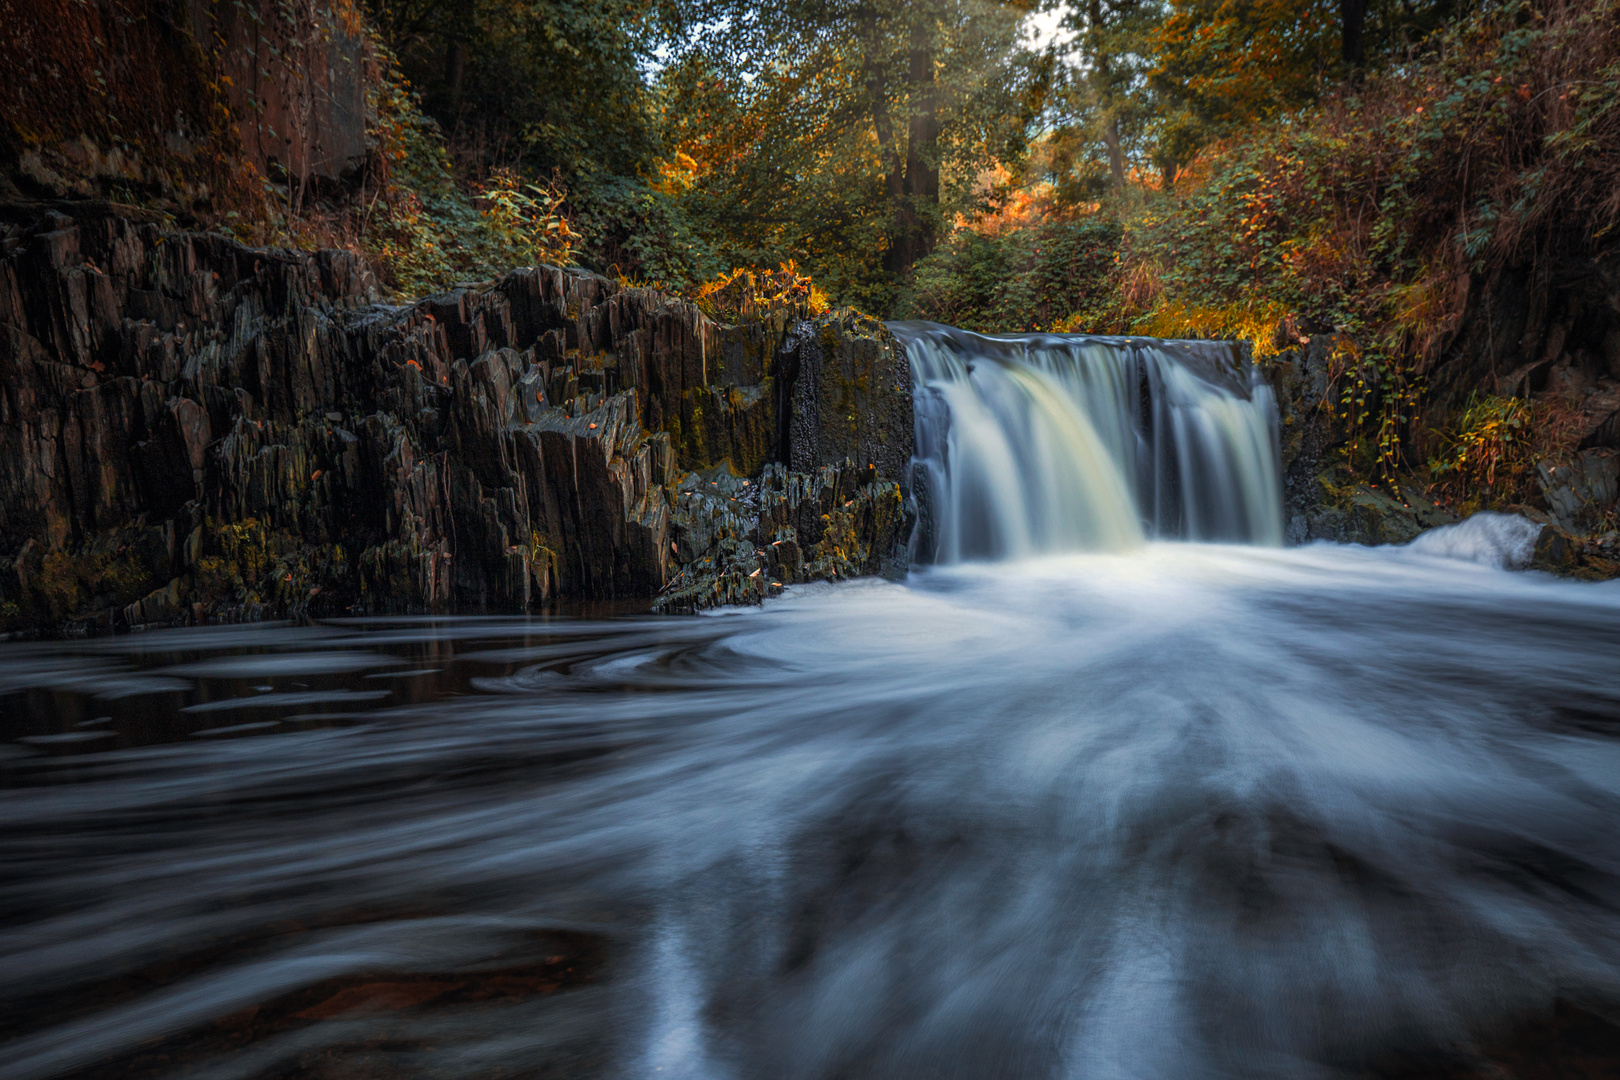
[1341,0,1366,69]
[364,0,677,191]
[1043,0,1165,192]
[662,0,1042,296]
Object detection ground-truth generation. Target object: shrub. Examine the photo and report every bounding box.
[1427,393,1588,513]
[363,48,585,297]
[690,262,830,324]
[901,217,1123,332]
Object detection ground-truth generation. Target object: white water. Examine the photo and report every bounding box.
[3,547,1620,1079]
[899,324,1284,561]
[1406,510,1544,569]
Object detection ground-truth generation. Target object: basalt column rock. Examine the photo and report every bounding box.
[0,208,924,632]
[0,208,755,631]
[649,312,918,613]
[499,268,784,477]
[775,310,913,483]
[653,460,911,614]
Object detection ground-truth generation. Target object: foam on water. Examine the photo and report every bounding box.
[1405,510,1545,569]
[0,323,1614,1078]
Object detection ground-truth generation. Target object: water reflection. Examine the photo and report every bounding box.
[4,543,1620,1079]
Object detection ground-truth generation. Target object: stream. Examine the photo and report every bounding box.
[5,530,1620,1078]
[7,328,1620,1078]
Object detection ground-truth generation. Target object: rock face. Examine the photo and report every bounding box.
[3,1,370,215]
[1266,334,1459,546]
[0,207,916,632]
[1265,325,1620,573]
[777,312,913,484]
[654,461,911,613]
[1424,250,1620,427]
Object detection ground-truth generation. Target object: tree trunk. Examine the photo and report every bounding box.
[1089,0,1127,189]
[887,11,940,276]
[1340,0,1366,70]
[1101,114,1126,188]
[446,38,466,110]
[858,6,906,225]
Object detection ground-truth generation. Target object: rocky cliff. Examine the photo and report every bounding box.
[0,206,914,633]
[1267,330,1620,577]
[2,0,371,219]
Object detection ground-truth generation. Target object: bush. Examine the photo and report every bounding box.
[900,217,1123,332]
[690,262,829,325]
[1427,393,1588,514]
[356,45,583,297]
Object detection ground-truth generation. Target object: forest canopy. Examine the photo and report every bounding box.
[347,0,1620,503]
[359,0,1618,325]
[9,0,1612,498]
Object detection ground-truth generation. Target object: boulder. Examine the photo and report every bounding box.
[654,459,912,614]
[1537,448,1620,534]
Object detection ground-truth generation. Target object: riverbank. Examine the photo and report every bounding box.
[0,206,913,634]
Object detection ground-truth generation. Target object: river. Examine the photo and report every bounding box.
[5,529,1620,1078]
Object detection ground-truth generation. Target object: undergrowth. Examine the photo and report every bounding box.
[690,261,830,324]
[340,46,584,296]
[900,217,1123,333]
[1426,392,1588,513]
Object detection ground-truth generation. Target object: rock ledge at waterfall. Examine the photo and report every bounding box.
[1266,333,1620,577]
[0,206,914,634]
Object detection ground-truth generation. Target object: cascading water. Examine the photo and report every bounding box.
[896,322,1284,561]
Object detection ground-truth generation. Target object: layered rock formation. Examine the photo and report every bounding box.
[0,206,915,633]
[653,461,911,613]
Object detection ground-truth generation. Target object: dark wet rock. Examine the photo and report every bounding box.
[654,460,912,614]
[1528,521,1620,579]
[1265,325,1620,572]
[648,308,918,613]
[1537,447,1619,534]
[1288,469,1458,546]
[0,209,918,632]
[1265,334,1460,546]
[776,311,913,484]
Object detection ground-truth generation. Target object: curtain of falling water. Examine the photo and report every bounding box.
[896,323,1284,561]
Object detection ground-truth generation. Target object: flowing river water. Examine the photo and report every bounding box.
[4,331,1620,1080]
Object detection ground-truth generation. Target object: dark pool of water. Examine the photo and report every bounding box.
[5,542,1620,1079]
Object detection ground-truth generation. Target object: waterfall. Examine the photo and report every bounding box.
[895,322,1283,562]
